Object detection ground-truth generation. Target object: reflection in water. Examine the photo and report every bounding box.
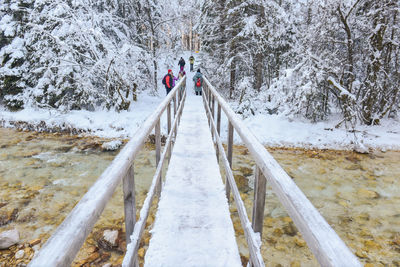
[0,127,399,266]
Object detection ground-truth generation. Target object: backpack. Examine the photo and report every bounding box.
[196,77,201,87]
[162,75,167,85]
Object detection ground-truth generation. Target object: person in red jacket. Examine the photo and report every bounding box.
[162,69,173,95]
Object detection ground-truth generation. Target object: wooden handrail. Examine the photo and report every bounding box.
[202,77,361,267]
[202,93,265,267]
[122,89,187,266]
[29,76,187,267]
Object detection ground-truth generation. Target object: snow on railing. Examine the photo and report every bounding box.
[202,77,361,267]
[28,77,187,267]
[202,92,265,267]
[122,89,187,267]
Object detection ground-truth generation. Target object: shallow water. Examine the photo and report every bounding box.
[0,127,399,266]
[229,146,400,266]
[0,128,157,266]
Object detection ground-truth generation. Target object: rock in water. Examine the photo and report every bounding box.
[15,249,25,259]
[357,188,380,199]
[103,229,118,247]
[101,140,122,151]
[0,229,20,249]
[354,143,369,154]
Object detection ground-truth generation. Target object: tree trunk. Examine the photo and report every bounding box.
[230,58,236,99]
[253,53,263,92]
[146,0,158,94]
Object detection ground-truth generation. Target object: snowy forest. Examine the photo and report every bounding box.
[1,0,399,127]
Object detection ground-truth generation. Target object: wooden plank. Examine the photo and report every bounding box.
[252,166,267,235]
[155,119,161,197]
[123,90,187,267]
[226,122,233,202]
[28,77,187,267]
[202,97,264,267]
[203,77,361,267]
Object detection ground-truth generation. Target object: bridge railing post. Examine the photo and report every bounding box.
[123,164,136,242]
[167,103,172,162]
[211,95,215,141]
[178,85,181,104]
[211,95,215,119]
[226,122,233,202]
[252,165,267,235]
[173,92,177,118]
[155,119,161,196]
[248,166,267,267]
[122,164,139,267]
[216,103,221,161]
[208,87,212,112]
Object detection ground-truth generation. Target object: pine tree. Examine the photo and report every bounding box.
[0,0,33,110]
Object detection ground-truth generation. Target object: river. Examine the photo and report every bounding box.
[0,127,399,266]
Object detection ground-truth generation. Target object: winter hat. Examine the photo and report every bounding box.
[197,69,201,72]
[168,69,172,73]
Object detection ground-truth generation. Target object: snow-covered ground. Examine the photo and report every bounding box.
[1,51,399,151]
[241,113,400,151]
[1,83,399,152]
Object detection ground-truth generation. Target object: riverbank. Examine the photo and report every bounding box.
[1,92,400,151]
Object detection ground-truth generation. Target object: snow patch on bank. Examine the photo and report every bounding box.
[1,73,399,151]
[236,113,400,150]
[0,92,165,138]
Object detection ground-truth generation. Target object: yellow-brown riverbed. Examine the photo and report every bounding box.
[0,127,399,266]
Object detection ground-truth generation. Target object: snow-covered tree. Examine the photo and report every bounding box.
[267,0,399,125]
[198,0,293,100]
[0,0,33,110]
[357,0,400,125]
[1,0,155,111]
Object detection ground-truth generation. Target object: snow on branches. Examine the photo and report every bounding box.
[1,0,151,111]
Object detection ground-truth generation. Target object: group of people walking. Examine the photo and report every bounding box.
[162,55,203,96]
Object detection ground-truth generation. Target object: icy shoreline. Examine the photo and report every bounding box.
[1,92,399,152]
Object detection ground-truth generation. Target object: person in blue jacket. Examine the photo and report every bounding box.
[193,69,203,96]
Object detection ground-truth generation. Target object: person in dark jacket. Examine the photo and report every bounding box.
[189,55,194,72]
[193,69,203,96]
[162,69,174,95]
[178,57,185,70]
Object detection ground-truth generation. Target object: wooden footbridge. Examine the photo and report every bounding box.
[29,76,361,267]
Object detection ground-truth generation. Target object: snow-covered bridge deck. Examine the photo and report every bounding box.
[144,92,241,267]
